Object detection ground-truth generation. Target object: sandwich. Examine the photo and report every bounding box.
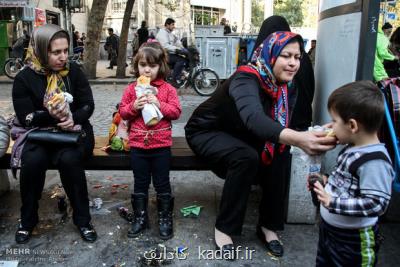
[137,75,151,86]
[47,93,65,109]
[325,129,336,137]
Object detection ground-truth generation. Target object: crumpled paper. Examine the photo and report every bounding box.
[180,205,203,217]
[135,84,163,126]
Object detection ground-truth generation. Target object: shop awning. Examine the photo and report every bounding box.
[0,0,29,7]
[190,0,227,9]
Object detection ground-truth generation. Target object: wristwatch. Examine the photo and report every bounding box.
[25,112,34,127]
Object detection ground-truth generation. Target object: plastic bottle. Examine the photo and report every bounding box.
[307,126,325,206]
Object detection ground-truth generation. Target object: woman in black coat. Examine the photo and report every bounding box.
[12,24,97,244]
[185,29,335,258]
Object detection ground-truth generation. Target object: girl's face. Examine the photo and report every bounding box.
[272,41,301,83]
[138,58,160,81]
[47,38,69,71]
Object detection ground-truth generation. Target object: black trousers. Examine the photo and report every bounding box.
[131,147,172,195]
[20,139,93,230]
[168,53,187,81]
[186,130,290,235]
[316,219,380,267]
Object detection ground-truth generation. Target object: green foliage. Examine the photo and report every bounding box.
[252,0,264,27]
[273,0,303,27]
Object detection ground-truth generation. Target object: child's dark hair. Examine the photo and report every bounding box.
[132,42,169,79]
[327,80,384,133]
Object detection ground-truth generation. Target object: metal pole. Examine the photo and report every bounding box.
[65,0,73,54]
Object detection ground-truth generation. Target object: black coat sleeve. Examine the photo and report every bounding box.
[70,64,95,125]
[12,72,57,127]
[229,72,285,143]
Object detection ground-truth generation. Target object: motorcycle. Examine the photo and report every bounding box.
[168,46,220,96]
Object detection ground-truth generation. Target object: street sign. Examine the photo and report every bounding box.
[387,12,397,20]
[0,0,28,7]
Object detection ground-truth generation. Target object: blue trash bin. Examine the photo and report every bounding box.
[246,38,256,61]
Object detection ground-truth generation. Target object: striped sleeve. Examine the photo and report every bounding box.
[328,159,394,217]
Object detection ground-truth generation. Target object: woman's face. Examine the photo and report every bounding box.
[47,38,69,71]
[272,41,301,83]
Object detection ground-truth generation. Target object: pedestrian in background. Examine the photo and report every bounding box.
[374,22,395,81]
[104,28,119,69]
[308,39,316,68]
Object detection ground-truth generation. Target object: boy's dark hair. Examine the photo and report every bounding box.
[328,80,384,133]
[132,42,169,79]
[108,28,114,33]
[165,18,175,26]
[382,22,393,30]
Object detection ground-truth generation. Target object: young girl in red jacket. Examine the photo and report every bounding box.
[119,42,181,240]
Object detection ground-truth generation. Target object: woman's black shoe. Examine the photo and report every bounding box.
[256,226,283,257]
[15,224,32,244]
[78,223,97,242]
[215,243,236,261]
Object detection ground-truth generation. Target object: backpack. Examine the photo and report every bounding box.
[107,104,130,152]
[344,150,392,196]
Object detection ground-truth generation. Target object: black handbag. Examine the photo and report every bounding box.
[27,129,83,145]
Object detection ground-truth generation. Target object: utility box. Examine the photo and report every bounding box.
[195,36,240,79]
[194,26,224,37]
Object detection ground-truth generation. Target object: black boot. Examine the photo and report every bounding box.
[127,193,149,238]
[157,193,174,240]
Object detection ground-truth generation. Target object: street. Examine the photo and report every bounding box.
[0,82,399,267]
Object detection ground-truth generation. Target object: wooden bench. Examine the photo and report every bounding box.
[0,136,316,224]
[0,136,210,171]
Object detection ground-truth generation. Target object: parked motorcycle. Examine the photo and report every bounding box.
[3,52,83,80]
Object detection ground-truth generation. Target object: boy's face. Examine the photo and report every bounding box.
[329,109,352,144]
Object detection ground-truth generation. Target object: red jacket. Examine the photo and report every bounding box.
[119,79,181,149]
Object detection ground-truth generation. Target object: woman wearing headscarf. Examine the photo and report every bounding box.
[251,15,315,131]
[185,31,336,259]
[12,24,96,244]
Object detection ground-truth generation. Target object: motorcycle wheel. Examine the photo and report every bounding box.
[4,59,23,79]
[192,69,220,96]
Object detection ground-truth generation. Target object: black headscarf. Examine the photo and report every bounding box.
[252,15,315,130]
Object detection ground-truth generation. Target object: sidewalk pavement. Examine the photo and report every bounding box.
[0,60,135,85]
[1,63,400,266]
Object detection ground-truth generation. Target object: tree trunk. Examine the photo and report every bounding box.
[83,0,109,79]
[116,0,135,78]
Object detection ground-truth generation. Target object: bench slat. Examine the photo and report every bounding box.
[0,136,211,171]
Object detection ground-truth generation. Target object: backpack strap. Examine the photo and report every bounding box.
[348,151,391,196]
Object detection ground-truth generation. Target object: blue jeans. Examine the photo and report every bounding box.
[130,147,172,195]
